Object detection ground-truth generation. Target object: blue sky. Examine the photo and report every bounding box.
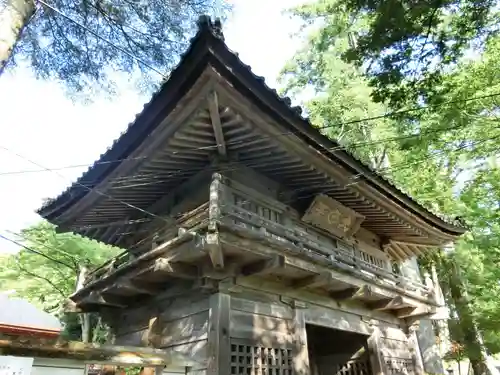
[0,0,306,253]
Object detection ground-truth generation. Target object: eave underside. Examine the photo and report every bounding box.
[46,72,458,261]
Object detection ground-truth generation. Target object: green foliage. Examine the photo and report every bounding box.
[283,1,500,368]
[285,0,499,109]
[0,221,119,341]
[6,0,231,97]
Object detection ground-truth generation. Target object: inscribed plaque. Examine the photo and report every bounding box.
[302,195,365,238]
[0,356,33,375]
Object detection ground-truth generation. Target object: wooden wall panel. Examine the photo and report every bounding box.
[305,304,373,337]
[230,309,294,346]
[111,291,211,368]
[114,290,209,337]
[377,332,416,375]
[229,295,295,347]
[151,311,209,347]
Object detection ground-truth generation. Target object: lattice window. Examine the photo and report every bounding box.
[355,249,386,270]
[385,358,415,375]
[234,194,282,223]
[230,340,294,375]
[232,194,285,244]
[334,358,372,375]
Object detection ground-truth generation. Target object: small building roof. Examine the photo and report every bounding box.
[0,293,62,337]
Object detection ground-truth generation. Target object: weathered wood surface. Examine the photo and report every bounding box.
[111,290,210,354]
[112,283,208,335]
[206,293,230,375]
[230,276,402,327]
[302,194,365,238]
[0,338,202,366]
[292,304,310,375]
[75,175,438,322]
[230,309,294,346]
[305,304,373,336]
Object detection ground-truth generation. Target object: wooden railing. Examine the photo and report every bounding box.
[85,176,433,300]
[85,202,210,284]
[219,179,433,300]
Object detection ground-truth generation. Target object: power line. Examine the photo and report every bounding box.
[0,145,175,225]
[2,0,499,179]
[1,113,497,177]
[6,134,488,275]
[0,233,74,270]
[37,0,168,78]
[3,126,498,253]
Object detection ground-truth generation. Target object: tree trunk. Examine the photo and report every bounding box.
[470,360,489,375]
[0,0,35,74]
[447,260,490,375]
[79,313,91,343]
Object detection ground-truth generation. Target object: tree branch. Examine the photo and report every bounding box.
[15,262,68,299]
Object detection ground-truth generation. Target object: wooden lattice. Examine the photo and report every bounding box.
[334,357,372,375]
[385,357,415,375]
[230,340,294,375]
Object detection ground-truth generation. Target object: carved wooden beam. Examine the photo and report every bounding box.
[110,280,161,295]
[397,305,432,319]
[152,258,198,278]
[205,231,224,270]
[79,291,126,309]
[0,338,197,366]
[198,276,220,291]
[329,285,373,301]
[201,258,240,280]
[292,271,335,289]
[241,255,286,276]
[208,91,227,157]
[366,296,407,311]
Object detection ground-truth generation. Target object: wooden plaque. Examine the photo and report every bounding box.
[302,194,365,238]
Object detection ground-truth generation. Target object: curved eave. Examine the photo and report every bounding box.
[204,43,466,238]
[36,27,213,222]
[36,17,466,240]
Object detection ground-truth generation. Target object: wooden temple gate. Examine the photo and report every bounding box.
[36,15,465,375]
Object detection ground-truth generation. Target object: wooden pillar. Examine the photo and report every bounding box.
[408,324,425,375]
[292,300,310,375]
[367,328,386,375]
[207,292,231,375]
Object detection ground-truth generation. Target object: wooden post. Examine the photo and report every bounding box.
[207,292,231,375]
[292,300,310,375]
[408,324,425,375]
[207,173,224,269]
[367,328,386,375]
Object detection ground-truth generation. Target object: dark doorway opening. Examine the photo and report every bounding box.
[306,324,372,375]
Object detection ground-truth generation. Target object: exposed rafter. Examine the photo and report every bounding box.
[208,91,227,157]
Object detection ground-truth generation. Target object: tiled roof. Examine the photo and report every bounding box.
[0,293,61,333]
[37,16,466,234]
